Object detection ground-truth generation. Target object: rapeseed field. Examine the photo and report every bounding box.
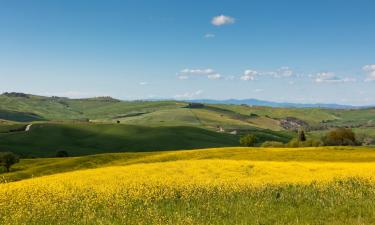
[1,148,375,224]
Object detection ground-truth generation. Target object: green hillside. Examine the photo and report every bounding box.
[0,123,241,157]
[2,93,375,132]
[2,92,375,158]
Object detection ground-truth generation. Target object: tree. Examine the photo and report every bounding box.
[322,128,358,146]
[298,130,306,142]
[240,134,257,147]
[0,152,19,172]
[56,150,69,158]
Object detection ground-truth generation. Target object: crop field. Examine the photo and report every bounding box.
[1,147,375,224]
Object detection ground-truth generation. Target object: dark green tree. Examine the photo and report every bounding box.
[0,152,20,172]
[240,134,257,147]
[56,150,69,158]
[322,128,358,146]
[298,130,306,142]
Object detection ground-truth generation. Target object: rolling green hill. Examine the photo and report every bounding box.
[2,93,375,131]
[0,123,242,157]
[1,92,375,158]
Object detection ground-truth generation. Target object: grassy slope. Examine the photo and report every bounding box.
[2,94,375,130]
[118,108,202,126]
[2,146,375,182]
[0,95,182,121]
[213,104,338,124]
[0,123,239,157]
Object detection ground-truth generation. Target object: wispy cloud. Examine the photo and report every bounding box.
[174,90,203,99]
[177,68,221,80]
[240,70,258,81]
[314,72,355,83]
[253,89,264,93]
[204,33,215,38]
[139,82,148,85]
[240,67,294,81]
[211,15,235,26]
[363,64,375,81]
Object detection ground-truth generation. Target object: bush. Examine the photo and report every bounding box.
[56,150,69,158]
[0,152,19,172]
[285,138,323,148]
[261,141,285,148]
[240,134,257,147]
[298,130,306,142]
[322,128,359,146]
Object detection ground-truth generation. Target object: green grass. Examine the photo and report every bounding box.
[212,104,339,125]
[0,123,239,158]
[2,94,375,132]
[118,108,202,126]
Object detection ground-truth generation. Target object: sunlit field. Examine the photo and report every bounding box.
[1,147,375,224]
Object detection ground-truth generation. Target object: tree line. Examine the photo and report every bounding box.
[240,128,360,148]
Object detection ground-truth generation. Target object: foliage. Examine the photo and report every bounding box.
[261,141,285,148]
[56,150,69,158]
[322,128,359,146]
[0,152,19,172]
[286,138,323,148]
[298,130,306,142]
[239,134,257,146]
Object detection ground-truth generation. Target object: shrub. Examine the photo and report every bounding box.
[261,141,285,148]
[285,138,323,148]
[56,150,69,158]
[0,152,19,172]
[240,134,257,147]
[298,130,306,142]
[322,128,359,146]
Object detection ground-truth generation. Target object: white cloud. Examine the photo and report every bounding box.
[174,90,203,99]
[225,75,235,80]
[204,33,215,38]
[276,66,294,77]
[240,67,294,81]
[139,82,148,85]
[314,72,355,83]
[177,68,221,80]
[261,67,294,78]
[207,74,222,80]
[211,15,235,26]
[363,64,375,81]
[240,70,258,81]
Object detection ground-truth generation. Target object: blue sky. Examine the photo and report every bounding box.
[1,0,375,105]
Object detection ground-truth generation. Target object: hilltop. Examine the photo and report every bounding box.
[1,92,375,157]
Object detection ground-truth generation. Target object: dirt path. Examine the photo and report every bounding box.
[25,124,32,132]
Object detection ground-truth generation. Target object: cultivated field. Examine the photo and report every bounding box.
[1,147,375,224]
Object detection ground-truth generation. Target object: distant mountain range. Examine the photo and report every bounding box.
[0,92,369,109]
[187,99,363,109]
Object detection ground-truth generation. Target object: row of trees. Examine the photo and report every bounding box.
[240,128,360,147]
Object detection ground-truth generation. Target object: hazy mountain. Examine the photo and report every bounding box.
[188,99,359,109]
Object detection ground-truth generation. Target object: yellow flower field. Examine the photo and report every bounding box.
[1,147,375,224]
